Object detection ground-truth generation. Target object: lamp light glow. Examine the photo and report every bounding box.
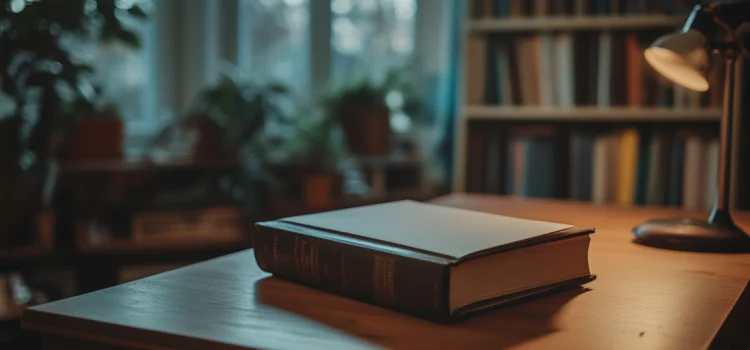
[644,29,710,92]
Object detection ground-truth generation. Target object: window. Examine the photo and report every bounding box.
[237,0,417,94]
[330,0,417,80]
[238,0,311,95]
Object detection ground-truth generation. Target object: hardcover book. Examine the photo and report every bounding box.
[254,200,594,322]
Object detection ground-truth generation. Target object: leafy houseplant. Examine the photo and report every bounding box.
[267,110,347,210]
[326,66,421,156]
[185,75,291,159]
[0,0,147,246]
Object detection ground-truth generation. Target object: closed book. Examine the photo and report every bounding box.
[523,138,556,198]
[574,0,588,15]
[495,39,514,105]
[484,38,499,105]
[574,33,599,105]
[596,31,613,108]
[484,127,504,194]
[466,126,487,193]
[668,137,685,206]
[625,33,644,107]
[592,133,613,204]
[505,136,527,195]
[555,33,575,108]
[616,128,639,206]
[682,135,705,210]
[528,36,543,106]
[578,133,594,201]
[645,133,669,205]
[514,37,535,106]
[634,131,650,205]
[703,138,720,210]
[254,201,595,322]
[466,35,486,104]
[494,0,510,16]
[538,34,556,107]
[569,133,583,200]
[609,33,626,106]
[569,132,594,201]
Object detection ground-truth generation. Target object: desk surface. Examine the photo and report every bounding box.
[23,194,750,349]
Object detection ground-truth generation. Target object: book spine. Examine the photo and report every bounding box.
[253,224,450,321]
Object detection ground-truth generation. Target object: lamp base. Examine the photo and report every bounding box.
[633,210,750,252]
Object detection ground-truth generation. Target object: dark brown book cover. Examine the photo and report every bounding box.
[254,201,595,322]
[610,33,627,106]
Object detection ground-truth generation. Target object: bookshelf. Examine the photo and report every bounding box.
[454,0,723,210]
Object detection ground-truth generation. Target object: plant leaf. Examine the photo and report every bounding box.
[127,6,148,19]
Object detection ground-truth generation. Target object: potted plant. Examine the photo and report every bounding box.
[267,110,347,210]
[0,0,147,247]
[62,96,124,160]
[183,75,292,159]
[325,66,421,156]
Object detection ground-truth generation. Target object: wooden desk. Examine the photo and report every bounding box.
[22,194,750,349]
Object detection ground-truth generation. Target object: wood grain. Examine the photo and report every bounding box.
[23,194,750,349]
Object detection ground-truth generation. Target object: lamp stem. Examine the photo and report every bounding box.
[709,54,738,226]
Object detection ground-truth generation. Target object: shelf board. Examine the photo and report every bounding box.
[468,15,685,32]
[61,157,239,173]
[0,244,54,263]
[464,106,722,122]
[77,235,249,254]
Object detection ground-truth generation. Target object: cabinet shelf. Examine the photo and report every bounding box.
[464,106,722,122]
[468,15,685,32]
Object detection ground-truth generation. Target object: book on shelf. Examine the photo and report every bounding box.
[132,206,243,241]
[472,0,695,18]
[254,200,595,322]
[466,124,720,209]
[469,30,723,112]
[476,125,559,198]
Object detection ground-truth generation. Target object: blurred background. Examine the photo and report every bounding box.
[3,0,750,346]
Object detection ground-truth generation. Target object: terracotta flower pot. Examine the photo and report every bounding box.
[302,173,338,210]
[186,115,239,159]
[341,106,391,156]
[187,115,219,158]
[66,115,123,160]
[272,162,342,210]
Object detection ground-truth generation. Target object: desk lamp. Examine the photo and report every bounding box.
[633,1,750,252]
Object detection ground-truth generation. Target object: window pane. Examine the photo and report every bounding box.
[239,0,310,94]
[63,0,152,123]
[331,0,417,80]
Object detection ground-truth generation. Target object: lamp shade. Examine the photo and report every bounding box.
[644,29,710,92]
